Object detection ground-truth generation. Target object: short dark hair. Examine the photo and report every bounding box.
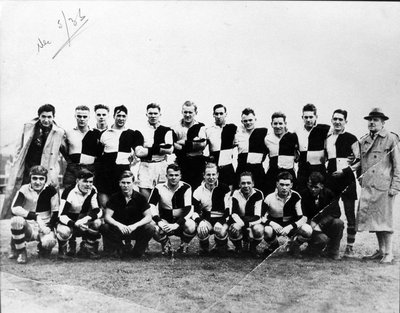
[119,170,134,181]
[332,109,347,120]
[147,103,161,112]
[271,111,286,122]
[240,171,254,182]
[77,169,94,180]
[75,105,90,112]
[277,171,293,182]
[167,163,181,172]
[241,108,255,116]
[94,104,109,112]
[38,104,55,116]
[114,105,128,116]
[213,104,226,113]
[302,103,317,115]
[308,172,324,185]
[29,165,48,178]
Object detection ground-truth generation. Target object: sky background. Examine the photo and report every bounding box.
[1,1,400,155]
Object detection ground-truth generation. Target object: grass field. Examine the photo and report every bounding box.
[1,208,399,313]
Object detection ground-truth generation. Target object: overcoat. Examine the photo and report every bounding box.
[357,128,400,232]
[1,119,65,219]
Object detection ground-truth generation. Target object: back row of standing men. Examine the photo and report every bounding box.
[3,102,399,264]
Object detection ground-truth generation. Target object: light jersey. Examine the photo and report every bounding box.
[140,123,173,162]
[229,188,263,227]
[173,120,206,157]
[263,190,302,223]
[206,123,237,166]
[235,127,268,165]
[59,185,101,225]
[325,130,360,174]
[12,184,58,222]
[192,181,231,221]
[294,124,330,167]
[100,127,143,165]
[265,131,297,169]
[149,181,193,225]
[64,127,101,164]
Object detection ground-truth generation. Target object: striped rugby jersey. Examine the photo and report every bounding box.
[64,127,102,164]
[236,127,268,166]
[99,127,144,165]
[192,181,231,224]
[263,190,303,225]
[149,181,193,226]
[326,131,360,174]
[140,123,173,162]
[206,123,238,166]
[173,120,206,157]
[265,131,297,170]
[294,124,330,168]
[228,188,263,227]
[59,185,101,227]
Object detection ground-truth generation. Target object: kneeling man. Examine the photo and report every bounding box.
[56,169,102,259]
[149,163,196,255]
[100,171,155,258]
[9,165,58,264]
[263,171,312,256]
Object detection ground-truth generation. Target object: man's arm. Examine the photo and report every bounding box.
[128,208,152,232]
[104,208,131,235]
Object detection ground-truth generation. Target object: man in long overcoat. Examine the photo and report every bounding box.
[1,104,66,219]
[357,108,400,264]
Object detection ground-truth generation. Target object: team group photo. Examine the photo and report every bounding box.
[1,2,399,313]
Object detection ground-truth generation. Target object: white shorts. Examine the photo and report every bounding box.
[137,161,168,189]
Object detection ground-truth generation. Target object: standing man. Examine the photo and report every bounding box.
[357,108,400,264]
[325,109,360,257]
[227,171,264,257]
[62,106,102,189]
[100,171,155,258]
[192,162,231,255]
[173,100,207,190]
[149,163,196,255]
[96,105,144,208]
[2,104,65,219]
[206,104,238,189]
[8,166,59,264]
[301,172,344,260]
[56,169,103,259]
[263,171,312,256]
[294,104,330,192]
[264,112,298,195]
[94,104,110,132]
[136,103,174,200]
[234,108,268,191]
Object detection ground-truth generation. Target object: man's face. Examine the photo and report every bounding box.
[39,111,54,128]
[77,177,94,194]
[75,109,90,128]
[114,111,127,128]
[146,108,161,126]
[204,167,218,186]
[213,108,227,126]
[302,111,317,130]
[119,177,134,195]
[30,175,46,192]
[367,117,384,134]
[307,181,323,197]
[331,113,346,133]
[240,175,254,195]
[95,109,109,126]
[241,113,256,131]
[276,179,292,198]
[271,117,286,136]
[182,105,196,124]
[167,169,181,187]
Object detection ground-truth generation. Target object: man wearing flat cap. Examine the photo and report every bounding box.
[357,108,400,264]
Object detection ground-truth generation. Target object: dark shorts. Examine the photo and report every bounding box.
[95,164,130,195]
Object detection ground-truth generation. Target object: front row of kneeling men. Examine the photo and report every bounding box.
[9,163,344,264]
